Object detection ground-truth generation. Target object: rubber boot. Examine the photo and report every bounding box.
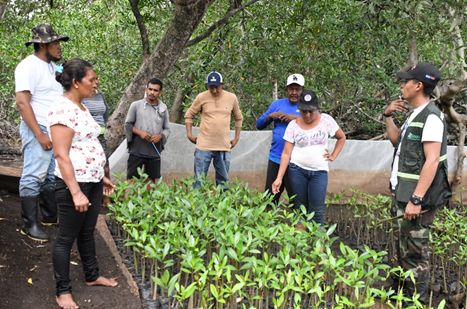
[39,188,58,226]
[20,196,49,242]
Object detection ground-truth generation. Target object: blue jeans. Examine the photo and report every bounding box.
[19,121,55,197]
[194,149,230,189]
[288,163,328,226]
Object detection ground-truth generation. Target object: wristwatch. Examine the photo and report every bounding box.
[382,112,392,117]
[410,195,424,206]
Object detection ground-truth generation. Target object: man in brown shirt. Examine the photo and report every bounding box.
[185,71,243,189]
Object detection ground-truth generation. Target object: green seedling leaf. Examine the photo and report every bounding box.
[184,282,197,298]
[210,284,219,299]
[168,273,180,296]
[152,276,165,288]
[188,234,195,247]
[231,281,245,293]
[227,247,238,260]
[162,269,170,284]
[163,243,170,258]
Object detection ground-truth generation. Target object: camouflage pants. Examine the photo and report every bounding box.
[391,198,437,303]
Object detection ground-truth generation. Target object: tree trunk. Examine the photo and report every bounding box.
[451,123,466,202]
[170,89,186,124]
[0,1,7,22]
[128,0,151,57]
[169,50,195,123]
[439,9,467,195]
[170,84,195,123]
[272,80,278,101]
[400,30,417,73]
[105,0,214,154]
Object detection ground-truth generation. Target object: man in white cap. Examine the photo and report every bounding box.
[256,74,305,207]
[15,24,69,242]
[185,71,243,190]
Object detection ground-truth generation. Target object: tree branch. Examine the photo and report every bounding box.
[440,7,467,125]
[438,7,467,195]
[128,0,151,57]
[185,0,259,48]
[369,133,387,140]
[399,29,417,74]
[350,101,385,125]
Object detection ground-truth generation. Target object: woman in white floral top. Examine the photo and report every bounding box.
[272,90,346,229]
[47,58,117,309]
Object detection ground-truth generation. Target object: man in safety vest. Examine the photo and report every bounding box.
[383,63,451,304]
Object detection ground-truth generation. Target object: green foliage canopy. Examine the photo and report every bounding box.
[1,0,466,139]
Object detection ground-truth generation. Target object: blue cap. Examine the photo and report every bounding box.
[206,71,223,87]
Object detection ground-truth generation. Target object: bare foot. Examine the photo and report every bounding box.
[85,276,118,287]
[56,293,79,309]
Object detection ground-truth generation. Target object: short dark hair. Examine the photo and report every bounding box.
[147,78,163,90]
[55,58,94,91]
[286,84,304,90]
[412,79,435,97]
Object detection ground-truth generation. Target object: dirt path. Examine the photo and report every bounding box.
[0,193,142,309]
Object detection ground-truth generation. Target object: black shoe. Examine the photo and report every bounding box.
[20,196,49,242]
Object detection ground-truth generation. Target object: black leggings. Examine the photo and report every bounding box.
[265,160,295,206]
[53,177,103,296]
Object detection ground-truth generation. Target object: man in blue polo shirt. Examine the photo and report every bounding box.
[256,74,305,206]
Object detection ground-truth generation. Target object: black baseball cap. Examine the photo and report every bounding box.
[396,63,441,87]
[297,90,319,111]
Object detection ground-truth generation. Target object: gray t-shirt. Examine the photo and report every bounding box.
[124,98,171,157]
[81,89,109,128]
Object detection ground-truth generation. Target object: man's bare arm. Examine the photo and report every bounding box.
[16,91,52,150]
[384,99,407,147]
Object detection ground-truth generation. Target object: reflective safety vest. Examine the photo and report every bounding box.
[394,102,452,209]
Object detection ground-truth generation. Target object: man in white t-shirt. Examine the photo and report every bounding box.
[15,24,69,242]
[383,63,451,304]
